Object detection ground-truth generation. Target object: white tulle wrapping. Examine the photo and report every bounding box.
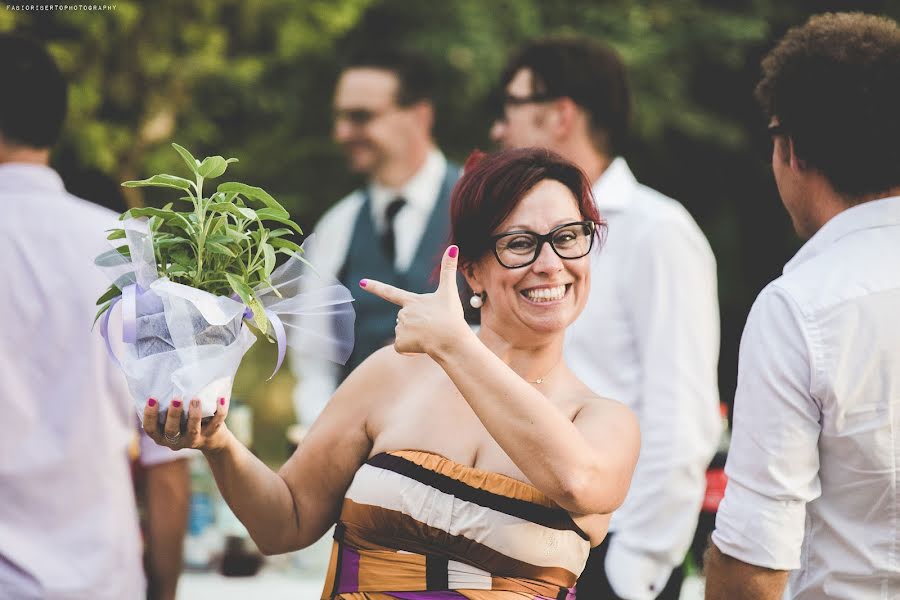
[99,218,355,422]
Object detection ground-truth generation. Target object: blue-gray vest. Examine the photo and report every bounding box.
[339,163,461,378]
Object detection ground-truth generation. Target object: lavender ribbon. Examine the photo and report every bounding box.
[121,283,138,343]
[100,293,124,368]
[242,305,288,380]
[101,284,290,379]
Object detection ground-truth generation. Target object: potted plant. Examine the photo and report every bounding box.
[95,143,355,423]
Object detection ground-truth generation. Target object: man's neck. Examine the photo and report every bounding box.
[798,182,900,239]
[554,137,610,184]
[372,143,433,189]
[0,144,50,166]
[846,185,900,206]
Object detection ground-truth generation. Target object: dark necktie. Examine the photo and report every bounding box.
[381,196,406,265]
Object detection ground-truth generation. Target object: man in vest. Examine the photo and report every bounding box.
[291,48,460,425]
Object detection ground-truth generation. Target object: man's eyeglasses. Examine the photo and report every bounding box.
[496,93,560,122]
[503,92,559,107]
[490,221,607,269]
[334,107,398,128]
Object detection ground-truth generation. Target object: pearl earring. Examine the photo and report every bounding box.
[469,293,484,309]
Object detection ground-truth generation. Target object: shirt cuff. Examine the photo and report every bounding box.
[712,478,805,570]
[604,538,673,600]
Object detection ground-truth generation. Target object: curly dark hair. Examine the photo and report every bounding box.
[755,12,900,199]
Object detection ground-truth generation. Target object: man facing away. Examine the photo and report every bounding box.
[290,48,460,425]
[706,12,900,600]
[492,38,721,600]
[0,34,189,600]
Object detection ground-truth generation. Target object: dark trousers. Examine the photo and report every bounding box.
[576,534,684,600]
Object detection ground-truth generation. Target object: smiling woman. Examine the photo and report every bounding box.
[143,148,638,600]
[450,148,606,337]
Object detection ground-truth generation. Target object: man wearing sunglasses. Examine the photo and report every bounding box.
[291,48,460,426]
[491,38,721,600]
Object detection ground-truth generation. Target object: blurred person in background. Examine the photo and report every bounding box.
[491,38,721,600]
[706,12,900,600]
[0,33,189,600]
[290,47,461,427]
[143,148,640,600]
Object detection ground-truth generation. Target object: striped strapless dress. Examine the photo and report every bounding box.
[320,450,591,600]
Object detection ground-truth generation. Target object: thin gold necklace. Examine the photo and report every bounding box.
[527,357,563,385]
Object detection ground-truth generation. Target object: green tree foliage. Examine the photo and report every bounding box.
[3,0,373,209]
[4,0,898,461]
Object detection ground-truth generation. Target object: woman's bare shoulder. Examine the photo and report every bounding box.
[563,376,638,442]
[563,372,634,421]
[577,392,637,423]
[360,346,433,375]
[340,347,436,397]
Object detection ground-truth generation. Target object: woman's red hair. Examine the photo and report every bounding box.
[448,147,603,275]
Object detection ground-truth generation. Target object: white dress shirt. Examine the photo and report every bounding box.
[0,163,183,599]
[712,195,900,600]
[565,158,721,599]
[290,149,448,424]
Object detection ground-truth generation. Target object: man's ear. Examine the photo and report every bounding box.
[788,137,807,171]
[412,101,434,132]
[550,97,578,138]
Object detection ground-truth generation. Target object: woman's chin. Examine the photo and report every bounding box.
[520,313,572,336]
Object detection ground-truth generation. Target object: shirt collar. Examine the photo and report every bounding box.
[591,156,637,213]
[0,163,65,193]
[369,149,447,225]
[784,194,900,274]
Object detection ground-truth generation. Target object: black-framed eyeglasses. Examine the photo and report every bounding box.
[490,220,607,269]
[334,107,398,127]
[503,92,559,107]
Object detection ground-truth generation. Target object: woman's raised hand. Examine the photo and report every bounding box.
[360,245,470,356]
[142,396,231,453]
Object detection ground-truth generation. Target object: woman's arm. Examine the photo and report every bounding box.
[432,329,639,515]
[143,361,377,554]
[362,246,640,515]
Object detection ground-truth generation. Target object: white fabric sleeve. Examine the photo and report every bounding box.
[606,217,721,600]
[289,193,362,426]
[712,284,821,570]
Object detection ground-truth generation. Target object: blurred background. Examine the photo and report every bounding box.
[4,0,899,596]
[15,0,900,464]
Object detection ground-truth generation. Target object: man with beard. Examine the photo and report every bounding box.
[291,48,460,425]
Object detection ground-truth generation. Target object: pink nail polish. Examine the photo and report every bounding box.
[359,279,368,288]
[171,399,182,408]
[448,245,458,258]
[219,397,226,406]
[147,398,157,407]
